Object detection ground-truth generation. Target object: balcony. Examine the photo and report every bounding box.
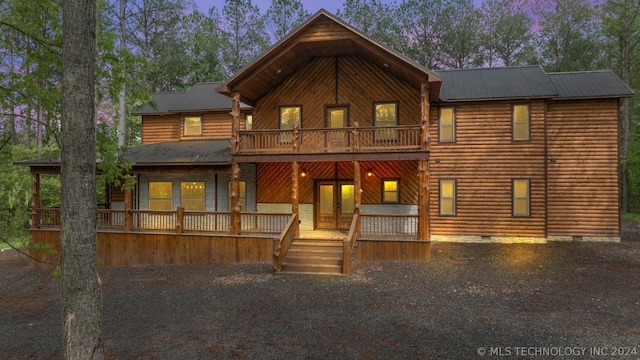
[235,125,424,155]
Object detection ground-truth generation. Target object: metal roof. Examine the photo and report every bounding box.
[436,66,558,101]
[132,82,250,115]
[122,139,232,165]
[547,71,635,99]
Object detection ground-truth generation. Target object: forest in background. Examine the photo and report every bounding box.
[1,0,639,243]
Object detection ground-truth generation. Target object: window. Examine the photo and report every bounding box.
[181,182,205,211]
[184,116,202,136]
[149,182,172,210]
[439,107,455,142]
[382,179,399,203]
[228,181,247,212]
[245,114,253,130]
[374,102,398,140]
[513,179,530,216]
[280,106,301,142]
[439,180,456,216]
[513,105,529,141]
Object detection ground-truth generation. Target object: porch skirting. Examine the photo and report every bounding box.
[430,235,620,243]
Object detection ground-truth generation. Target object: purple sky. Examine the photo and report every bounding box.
[193,0,376,14]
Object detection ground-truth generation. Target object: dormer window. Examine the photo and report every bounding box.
[184,116,202,136]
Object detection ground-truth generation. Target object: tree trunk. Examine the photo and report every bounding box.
[118,0,127,147]
[61,0,104,358]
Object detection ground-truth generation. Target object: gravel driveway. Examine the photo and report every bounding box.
[1,236,639,359]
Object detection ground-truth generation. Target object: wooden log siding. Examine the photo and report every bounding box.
[546,100,620,237]
[429,101,547,238]
[252,56,421,131]
[256,161,419,205]
[142,112,243,144]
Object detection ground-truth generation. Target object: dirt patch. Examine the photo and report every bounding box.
[1,226,639,359]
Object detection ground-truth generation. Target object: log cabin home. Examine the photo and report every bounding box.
[19,10,634,275]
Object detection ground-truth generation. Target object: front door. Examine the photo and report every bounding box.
[326,106,348,149]
[315,180,355,230]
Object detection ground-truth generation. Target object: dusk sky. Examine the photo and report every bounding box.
[193,0,388,14]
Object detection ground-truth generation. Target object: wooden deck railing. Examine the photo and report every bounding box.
[273,213,298,272]
[359,214,419,240]
[342,212,360,275]
[241,212,292,234]
[237,125,422,154]
[34,208,290,236]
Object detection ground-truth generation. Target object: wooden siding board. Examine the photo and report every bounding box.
[546,100,619,237]
[429,101,547,238]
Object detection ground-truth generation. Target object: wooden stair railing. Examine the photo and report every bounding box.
[342,212,360,275]
[273,214,298,272]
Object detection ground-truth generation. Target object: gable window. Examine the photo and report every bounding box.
[439,179,456,216]
[439,107,455,142]
[513,104,529,141]
[181,182,205,211]
[245,114,253,130]
[228,181,247,212]
[374,102,398,140]
[280,106,301,142]
[184,116,202,136]
[513,179,530,216]
[149,181,172,211]
[382,179,400,203]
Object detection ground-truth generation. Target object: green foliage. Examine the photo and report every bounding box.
[30,241,57,255]
[221,0,270,76]
[266,0,310,43]
[96,122,136,201]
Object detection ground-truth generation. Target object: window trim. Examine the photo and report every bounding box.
[439,179,456,216]
[512,178,530,217]
[381,179,400,204]
[180,181,206,211]
[439,107,455,143]
[512,104,530,141]
[279,105,302,143]
[373,101,399,141]
[183,115,203,137]
[148,181,173,211]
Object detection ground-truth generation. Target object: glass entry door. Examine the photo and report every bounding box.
[315,180,354,230]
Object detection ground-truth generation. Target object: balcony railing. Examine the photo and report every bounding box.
[237,125,423,154]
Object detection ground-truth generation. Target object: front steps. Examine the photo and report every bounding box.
[279,239,344,275]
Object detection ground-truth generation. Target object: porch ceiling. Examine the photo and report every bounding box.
[217,10,442,105]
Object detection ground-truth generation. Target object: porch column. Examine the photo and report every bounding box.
[231,92,241,153]
[124,177,133,232]
[291,161,300,237]
[353,161,361,215]
[230,162,241,235]
[419,82,431,241]
[31,172,40,228]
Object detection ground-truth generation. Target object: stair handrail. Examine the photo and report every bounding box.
[273,213,298,272]
[343,212,360,275]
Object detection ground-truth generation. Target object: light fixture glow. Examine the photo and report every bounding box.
[367,169,373,177]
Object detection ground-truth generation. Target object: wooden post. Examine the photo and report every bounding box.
[418,159,429,241]
[352,121,359,152]
[31,173,40,228]
[354,161,361,215]
[230,162,241,235]
[293,124,300,152]
[176,207,184,234]
[419,82,431,241]
[124,177,132,232]
[421,82,431,151]
[231,92,241,153]
[291,161,300,237]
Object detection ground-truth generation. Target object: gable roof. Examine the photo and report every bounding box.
[217,10,442,104]
[122,139,232,166]
[132,82,250,116]
[436,66,558,101]
[547,71,635,99]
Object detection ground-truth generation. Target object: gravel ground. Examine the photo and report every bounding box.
[1,223,639,359]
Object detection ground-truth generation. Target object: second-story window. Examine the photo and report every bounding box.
[280,106,301,143]
[439,107,455,142]
[245,114,253,130]
[513,104,529,141]
[184,116,202,136]
[374,102,398,140]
